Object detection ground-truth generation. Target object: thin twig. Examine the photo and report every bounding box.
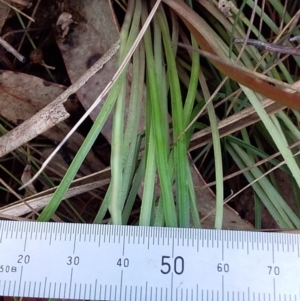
[10,0,32,8]
[233,37,300,56]
[290,35,300,42]
[0,37,25,62]
[0,0,34,22]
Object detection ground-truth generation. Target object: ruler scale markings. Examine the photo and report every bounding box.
[172,229,174,257]
[13,221,18,239]
[296,235,300,258]
[124,284,127,301]
[17,265,23,296]
[108,225,112,243]
[292,234,295,253]
[73,282,76,299]
[120,269,123,300]
[114,225,118,244]
[39,222,43,241]
[43,277,47,298]
[46,222,50,240]
[54,222,57,242]
[110,284,113,300]
[63,223,67,242]
[104,283,107,300]
[1,222,300,300]
[68,267,73,298]
[170,271,173,301]
[72,227,77,254]
[227,230,230,250]
[241,231,244,251]
[99,283,103,300]
[137,226,141,245]
[276,233,279,252]
[89,224,92,242]
[78,223,82,243]
[246,232,249,254]
[3,280,9,295]
[160,286,162,301]
[7,221,11,239]
[255,231,258,251]
[179,228,182,247]
[0,221,3,243]
[31,222,35,241]
[4,280,8,294]
[122,228,126,256]
[133,285,136,301]
[60,223,64,242]
[29,280,32,296]
[61,223,65,241]
[18,221,23,239]
[94,279,97,299]
[191,229,194,248]
[143,226,147,244]
[23,224,28,252]
[22,280,26,297]
[222,274,224,301]
[94,224,98,243]
[85,223,89,242]
[86,283,89,300]
[150,285,153,301]
[271,234,275,264]
[222,231,224,261]
[140,285,142,301]
[78,283,81,299]
[103,225,107,243]
[133,226,136,245]
[53,282,57,298]
[114,225,118,240]
[32,281,36,297]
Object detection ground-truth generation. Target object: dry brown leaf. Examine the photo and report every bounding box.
[0,2,10,32]
[0,70,104,172]
[55,0,120,141]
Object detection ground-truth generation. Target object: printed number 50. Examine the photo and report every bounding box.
[161,256,184,275]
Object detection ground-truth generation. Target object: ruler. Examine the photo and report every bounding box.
[0,221,299,301]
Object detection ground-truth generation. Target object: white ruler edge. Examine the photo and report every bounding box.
[0,221,299,301]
